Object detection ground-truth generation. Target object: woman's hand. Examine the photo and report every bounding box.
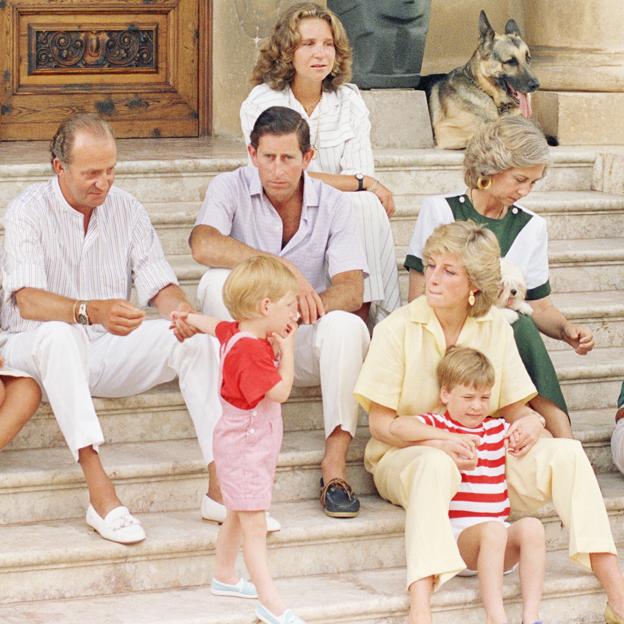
[561,321,594,355]
[505,412,544,457]
[365,176,396,217]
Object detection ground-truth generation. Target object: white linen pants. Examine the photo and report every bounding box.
[611,419,624,474]
[198,269,370,437]
[2,320,220,462]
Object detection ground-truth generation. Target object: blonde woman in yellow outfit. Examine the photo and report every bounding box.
[354,220,624,624]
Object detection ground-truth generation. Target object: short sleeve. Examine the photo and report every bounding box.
[194,173,237,235]
[215,320,238,346]
[404,196,454,272]
[416,413,436,427]
[129,203,178,307]
[325,193,369,279]
[2,203,48,303]
[496,321,537,411]
[524,217,551,300]
[227,340,282,407]
[354,314,406,413]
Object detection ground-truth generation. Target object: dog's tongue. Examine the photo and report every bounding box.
[510,86,532,118]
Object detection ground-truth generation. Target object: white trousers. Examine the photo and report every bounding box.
[198,269,370,437]
[2,320,220,462]
[611,420,624,474]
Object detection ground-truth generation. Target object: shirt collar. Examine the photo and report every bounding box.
[408,296,494,326]
[52,176,81,217]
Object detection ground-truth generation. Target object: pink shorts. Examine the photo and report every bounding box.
[213,397,283,511]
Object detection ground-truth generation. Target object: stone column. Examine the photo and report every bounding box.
[523,0,624,144]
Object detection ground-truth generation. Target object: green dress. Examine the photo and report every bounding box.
[405,193,569,416]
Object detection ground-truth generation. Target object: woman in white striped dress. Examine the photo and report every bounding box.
[240,2,400,324]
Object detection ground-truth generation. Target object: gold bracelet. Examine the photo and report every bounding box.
[72,299,80,323]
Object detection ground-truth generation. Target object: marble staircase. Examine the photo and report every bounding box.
[0,138,623,622]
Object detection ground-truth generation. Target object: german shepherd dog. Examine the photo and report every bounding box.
[422,10,540,149]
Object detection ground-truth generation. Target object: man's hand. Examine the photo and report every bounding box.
[169,301,200,343]
[283,261,324,324]
[561,322,594,355]
[506,412,544,457]
[91,299,145,336]
[424,437,479,471]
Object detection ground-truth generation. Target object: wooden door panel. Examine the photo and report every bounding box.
[0,0,206,140]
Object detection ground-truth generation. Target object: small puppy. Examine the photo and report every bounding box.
[497,258,533,324]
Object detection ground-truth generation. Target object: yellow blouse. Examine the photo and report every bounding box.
[354,297,537,471]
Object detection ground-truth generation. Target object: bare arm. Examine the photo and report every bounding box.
[175,311,220,337]
[529,295,594,354]
[318,270,364,315]
[189,225,265,268]
[265,324,296,403]
[308,172,395,216]
[150,284,192,318]
[407,270,425,303]
[15,287,145,336]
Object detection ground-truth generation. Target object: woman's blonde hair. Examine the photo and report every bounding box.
[223,256,298,321]
[463,116,551,189]
[437,346,496,392]
[423,220,501,317]
[251,2,352,92]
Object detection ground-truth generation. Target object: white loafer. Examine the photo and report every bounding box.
[200,495,281,532]
[86,504,146,544]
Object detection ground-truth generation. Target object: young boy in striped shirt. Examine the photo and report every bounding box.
[416,346,545,624]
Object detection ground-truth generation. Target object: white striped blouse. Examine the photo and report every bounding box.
[240,82,375,176]
[1,176,178,334]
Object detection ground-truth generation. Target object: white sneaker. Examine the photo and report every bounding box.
[200,495,281,532]
[86,504,146,544]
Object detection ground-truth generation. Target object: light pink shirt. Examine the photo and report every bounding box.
[194,166,368,293]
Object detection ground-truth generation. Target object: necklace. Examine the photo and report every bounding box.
[291,89,322,156]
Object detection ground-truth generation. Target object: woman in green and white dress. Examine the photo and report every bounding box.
[405,116,593,438]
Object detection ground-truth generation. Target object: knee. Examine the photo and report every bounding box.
[35,322,85,354]
[480,521,509,548]
[406,447,460,483]
[515,517,545,543]
[197,269,230,316]
[317,311,370,350]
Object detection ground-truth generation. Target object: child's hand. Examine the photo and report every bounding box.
[269,322,298,355]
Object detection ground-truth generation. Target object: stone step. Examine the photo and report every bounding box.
[0,144,600,213]
[0,552,616,624]
[391,190,624,247]
[0,473,621,607]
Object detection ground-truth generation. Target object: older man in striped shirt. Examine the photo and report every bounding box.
[1,114,220,544]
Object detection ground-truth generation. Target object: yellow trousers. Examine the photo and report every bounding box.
[371,438,616,590]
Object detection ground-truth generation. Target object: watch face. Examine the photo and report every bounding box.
[78,313,89,325]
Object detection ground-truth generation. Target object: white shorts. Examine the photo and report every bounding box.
[451,516,516,577]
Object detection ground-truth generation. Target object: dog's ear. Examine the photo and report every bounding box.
[505,19,522,37]
[479,10,495,47]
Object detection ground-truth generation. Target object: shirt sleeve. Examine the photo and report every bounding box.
[2,203,48,303]
[229,340,282,407]
[339,86,375,176]
[495,318,538,411]
[524,217,551,300]
[404,196,454,272]
[215,320,237,347]
[194,173,237,235]
[416,413,436,427]
[354,314,406,413]
[325,191,369,279]
[129,202,178,307]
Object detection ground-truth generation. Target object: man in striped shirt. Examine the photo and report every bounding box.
[404,347,545,624]
[1,114,220,544]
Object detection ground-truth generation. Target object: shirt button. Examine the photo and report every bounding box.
[512,207,519,214]
[252,410,258,416]
[459,196,465,203]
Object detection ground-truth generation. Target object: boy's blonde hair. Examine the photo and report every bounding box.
[223,256,298,320]
[436,346,496,392]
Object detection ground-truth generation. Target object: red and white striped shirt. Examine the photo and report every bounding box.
[417,411,510,521]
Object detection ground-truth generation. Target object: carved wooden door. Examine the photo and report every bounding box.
[0,0,210,140]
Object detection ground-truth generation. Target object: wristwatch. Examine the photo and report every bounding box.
[77,301,90,325]
[354,173,365,191]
